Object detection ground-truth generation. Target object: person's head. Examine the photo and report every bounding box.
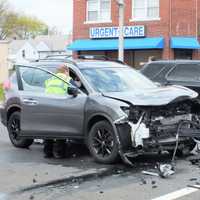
[148,56,156,62]
[57,64,69,76]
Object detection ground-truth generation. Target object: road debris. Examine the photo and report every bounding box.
[157,163,175,178]
[187,184,200,189]
[140,178,147,185]
[142,163,175,179]
[189,178,198,182]
[29,195,34,200]
[32,178,37,184]
[142,171,159,177]
[152,185,158,189]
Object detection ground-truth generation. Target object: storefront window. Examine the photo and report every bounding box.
[132,0,160,20]
[87,0,111,22]
[174,49,193,60]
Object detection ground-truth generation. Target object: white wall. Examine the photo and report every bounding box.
[15,42,39,63]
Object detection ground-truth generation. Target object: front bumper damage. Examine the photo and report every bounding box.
[114,107,200,166]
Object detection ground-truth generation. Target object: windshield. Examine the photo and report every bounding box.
[81,67,157,93]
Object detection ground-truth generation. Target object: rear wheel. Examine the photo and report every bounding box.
[7,111,33,148]
[88,120,119,164]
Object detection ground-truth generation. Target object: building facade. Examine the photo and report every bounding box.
[0,41,9,83]
[69,0,200,68]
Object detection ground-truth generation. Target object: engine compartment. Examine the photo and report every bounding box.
[116,99,200,154]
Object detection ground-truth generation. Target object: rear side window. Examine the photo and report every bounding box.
[167,64,200,82]
[31,69,52,87]
[141,63,166,79]
[19,67,53,92]
[22,69,34,85]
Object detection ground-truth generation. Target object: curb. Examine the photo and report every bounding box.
[14,166,118,194]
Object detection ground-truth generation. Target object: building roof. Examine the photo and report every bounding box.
[35,35,72,51]
[9,34,72,55]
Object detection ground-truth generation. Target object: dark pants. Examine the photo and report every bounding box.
[43,139,66,158]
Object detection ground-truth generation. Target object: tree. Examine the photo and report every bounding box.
[0,0,48,40]
[0,11,18,39]
[14,15,48,39]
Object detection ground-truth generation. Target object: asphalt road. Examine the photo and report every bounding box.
[0,121,200,200]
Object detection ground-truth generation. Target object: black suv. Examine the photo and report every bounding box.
[141,60,200,96]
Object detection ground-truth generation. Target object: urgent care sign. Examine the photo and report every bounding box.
[90,26,145,39]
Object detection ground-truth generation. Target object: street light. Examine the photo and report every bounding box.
[117,0,125,62]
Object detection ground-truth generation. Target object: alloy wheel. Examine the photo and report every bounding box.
[92,128,114,158]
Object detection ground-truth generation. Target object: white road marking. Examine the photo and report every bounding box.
[152,186,200,200]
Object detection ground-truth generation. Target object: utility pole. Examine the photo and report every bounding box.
[117,0,125,62]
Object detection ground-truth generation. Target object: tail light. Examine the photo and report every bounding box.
[3,79,11,90]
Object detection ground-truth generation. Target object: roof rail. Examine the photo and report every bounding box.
[78,55,126,64]
[34,56,78,67]
[45,54,72,59]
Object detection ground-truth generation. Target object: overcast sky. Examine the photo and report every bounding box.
[9,0,73,34]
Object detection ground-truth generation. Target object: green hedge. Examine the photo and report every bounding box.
[0,84,4,101]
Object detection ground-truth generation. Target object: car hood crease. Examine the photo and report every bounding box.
[102,85,198,106]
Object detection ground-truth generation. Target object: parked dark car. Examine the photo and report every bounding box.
[1,58,200,165]
[140,60,200,96]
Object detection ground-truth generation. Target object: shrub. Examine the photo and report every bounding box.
[0,84,4,101]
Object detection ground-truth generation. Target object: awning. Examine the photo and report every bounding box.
[67,37,164,51]
[171,37,200,49]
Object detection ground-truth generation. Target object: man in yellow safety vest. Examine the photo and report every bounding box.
[44,64,72,159]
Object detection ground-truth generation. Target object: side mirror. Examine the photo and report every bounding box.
[68,86,79,97]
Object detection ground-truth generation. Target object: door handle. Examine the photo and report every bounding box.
[23,98,38,106]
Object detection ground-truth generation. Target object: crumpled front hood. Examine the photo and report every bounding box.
[103,85,198,106]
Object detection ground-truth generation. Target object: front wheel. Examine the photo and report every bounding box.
[7,111,33,148]
[87,120,119,164]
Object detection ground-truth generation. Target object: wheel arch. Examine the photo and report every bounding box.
[7,105,21,122]
[86,113,115,136]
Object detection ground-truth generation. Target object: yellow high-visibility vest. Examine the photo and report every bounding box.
[45,73,71,95]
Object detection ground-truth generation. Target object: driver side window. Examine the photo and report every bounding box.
[18,66,68,96]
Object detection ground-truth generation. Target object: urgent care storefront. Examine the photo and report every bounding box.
[68,25,164,68]
[70,0,200,68]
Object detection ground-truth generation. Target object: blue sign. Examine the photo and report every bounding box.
[90,26,145,39]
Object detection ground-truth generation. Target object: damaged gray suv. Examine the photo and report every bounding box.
[1,58,200,164]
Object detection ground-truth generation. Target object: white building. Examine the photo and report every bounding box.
[8,35,72,65]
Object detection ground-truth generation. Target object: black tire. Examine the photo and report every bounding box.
[87,120,119,164]
[7,111,33,148]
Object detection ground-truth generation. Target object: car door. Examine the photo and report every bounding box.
[166,63,200,94]
[17,65,87,138]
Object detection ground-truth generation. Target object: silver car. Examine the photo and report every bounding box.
[1,59,199,164]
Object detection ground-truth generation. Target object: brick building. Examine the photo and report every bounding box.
[68,0,200,68]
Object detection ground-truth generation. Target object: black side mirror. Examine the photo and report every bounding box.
[68,87,79,97]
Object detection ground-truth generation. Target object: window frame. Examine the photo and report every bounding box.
[86,0,112,24]
[16,65,90,95]
[131,0,160,22]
